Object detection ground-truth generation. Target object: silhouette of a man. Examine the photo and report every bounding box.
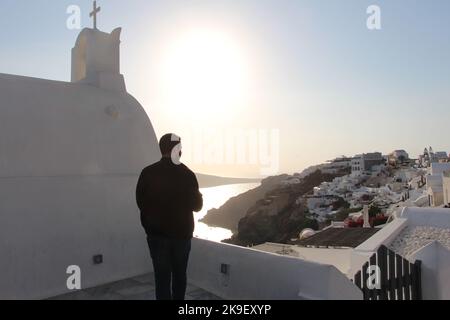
[136,133,203,300]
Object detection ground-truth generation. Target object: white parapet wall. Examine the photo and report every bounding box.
[0,176,153,300]
[189,238,363,300]
[398,207,450,227]
[410,241,450,300]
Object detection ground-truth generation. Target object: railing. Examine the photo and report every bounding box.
[353,245,422,300]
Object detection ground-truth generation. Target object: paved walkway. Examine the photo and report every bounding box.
[51,273,222,300]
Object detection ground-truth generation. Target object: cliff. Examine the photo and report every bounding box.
[199,174,289,232]
[223,169,350,246]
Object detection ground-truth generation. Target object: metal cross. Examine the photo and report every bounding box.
[90,1,101,29]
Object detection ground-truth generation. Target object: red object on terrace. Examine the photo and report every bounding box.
[345,214,388,228]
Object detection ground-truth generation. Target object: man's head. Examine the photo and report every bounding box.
[159,133,182,159]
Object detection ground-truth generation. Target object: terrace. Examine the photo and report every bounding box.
[50,272,221,300]
[44,238,362,300]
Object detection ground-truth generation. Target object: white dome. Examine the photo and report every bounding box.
[0,73,160,177]
[299,228,316,240]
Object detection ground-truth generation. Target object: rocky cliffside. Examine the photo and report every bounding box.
[200,174,289,232]
[223,169,349,246]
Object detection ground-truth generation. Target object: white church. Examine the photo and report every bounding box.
[0,9,162,298]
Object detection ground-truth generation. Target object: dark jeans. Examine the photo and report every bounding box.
[147,235,191,300]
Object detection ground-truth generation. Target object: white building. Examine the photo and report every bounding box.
[435,151,449,162]
[420,147,449,167]
[351,152,385,176]
[351,155,364,176]
[426,163,450,207]
[427,176,444,207]
[429,162,450,176]
[0,20,164,298]
[322,156,352,174]
[363,152,385,170]
[443,170,450,207]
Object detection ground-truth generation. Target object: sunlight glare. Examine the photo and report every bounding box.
[160,29,249,122]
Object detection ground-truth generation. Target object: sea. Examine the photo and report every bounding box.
[193,183,260,242]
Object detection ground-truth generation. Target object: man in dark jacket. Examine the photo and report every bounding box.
[136,133,203,300]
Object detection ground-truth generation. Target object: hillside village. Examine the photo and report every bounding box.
[215,147,449,246]
[204,147,450,299]
[302,147,449,225]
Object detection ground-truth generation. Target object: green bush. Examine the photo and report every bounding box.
[369,205,382,218]
[333,207,362,222]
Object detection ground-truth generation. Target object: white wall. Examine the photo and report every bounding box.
[0,176,152,300]
[399,207,450,227]
[426,175,444,206]
[0,73,161,299]
[188,239,362,300]
[426,175,443,190]
[443,176,450,206]
[410,241,450,300]
[430,163,450,176]
[351,156,363,176]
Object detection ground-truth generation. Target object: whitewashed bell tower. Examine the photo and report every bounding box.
[71,1,126,93]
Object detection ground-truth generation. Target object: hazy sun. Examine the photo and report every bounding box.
[160,29,249,123]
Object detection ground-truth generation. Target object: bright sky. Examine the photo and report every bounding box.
[1,0,450,177]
